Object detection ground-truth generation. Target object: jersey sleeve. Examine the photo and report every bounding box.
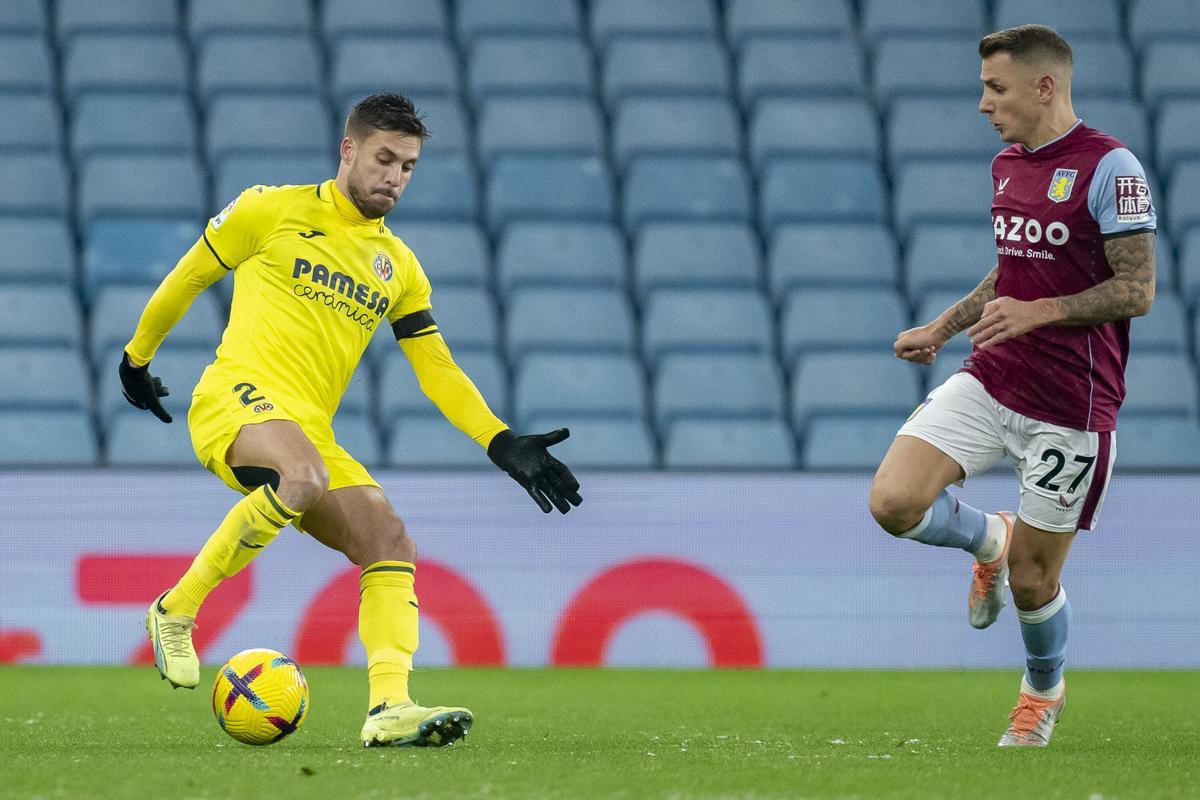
[202,185,281,269]
[387,250,434,323]
[1087,148,1157,236]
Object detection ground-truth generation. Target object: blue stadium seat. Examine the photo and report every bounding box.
[1131,291,1187,353]
[214,154,335,203]
[486,156,615,233]
[927,352,972,388]
[63,35,187,100]
[791,353,922,430]
[456,0,583,42]
[780,287,908,365]
[664,418,796,468]
[750,98,879,171]
[1115,417,1200,469]
[0,347,90,412]
[505,287,635,361]
[426,286,499,354]
[1077,99,1150,159]
[0,0,43,35]
[801,415,896,469]
[1122,353,1199,418]
[759,159,886,233]
[408,99,470,157]
[888,98,999,170]
[0,218,74,285]
[1128,0,1200,54]
[520,413,657,468]
[624,157,751,231]
[82,219,200,301]
[0,410,98,465]
[386,416,490,468]
[105,410,201,465]
[0,35,52,93]
[78,155,205,224]
[1182,230,1200,304]
[641,289,773,366]
[337,365,375,418]
[393,222,489,288]
[860,0,985,43]
[477,97,604,161]
[1070,41,1136,100]
[56,0,177,42]
[1142,43,1200,111]
[0,286,82,347]
[467,36,592,104]
[654,353,785,428]
[331,413,383,467]
[769,224,898,296]
[872,39,982,110]
[514,353,646,426]
[71,94,195,163]
[614,97,741,171]
[378,350,509,423]
[389,154,478,223]
[905,225,998,297]
[187,0,312,41]
[0,155,67,216]
[331,37,460,110]
[737,38,866,110]
[0,94,60,154]
[602,39,731,105]
[1155,231,1178,293]
[89,286,223,358]
[893,162,994,239]
[95,345,214,423]
[634,222,761,296]
[321,0,447,43]
[591,0,718,50]
[497,222,627,292]
[206,95,331,164]
[1168,162,1200,238]
[993,0,1120,41]
[197,35,321,104]
[725,0,853,50]
[1157,101,1200,176]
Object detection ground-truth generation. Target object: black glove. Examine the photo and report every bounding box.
[118,352,172,423]
[488,428,582,514]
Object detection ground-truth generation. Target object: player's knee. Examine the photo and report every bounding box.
[868,481,922,536]
[1008,562,1059,610]
[347,518,416,567]
[276,461,329,512]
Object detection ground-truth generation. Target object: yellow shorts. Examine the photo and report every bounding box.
[187,373,380,500]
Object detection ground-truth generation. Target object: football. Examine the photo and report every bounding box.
[211,649,309,746]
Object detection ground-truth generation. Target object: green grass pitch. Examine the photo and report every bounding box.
[2,667,1197,800]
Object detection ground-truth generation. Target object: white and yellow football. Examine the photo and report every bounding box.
[211,648,309,746]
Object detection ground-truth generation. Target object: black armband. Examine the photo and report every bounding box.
[392,309,438,340]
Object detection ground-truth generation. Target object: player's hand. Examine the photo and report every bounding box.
[894,324,943,365]
[487,428,582,514]
[118,352,172,423]
[968,297,1053,351]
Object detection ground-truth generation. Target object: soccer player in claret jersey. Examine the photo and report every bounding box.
[121,94,582,747]
[869,26,1156,747]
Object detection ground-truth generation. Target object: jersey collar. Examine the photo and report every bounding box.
[1020,119,1083,154]
[322,179,384,228]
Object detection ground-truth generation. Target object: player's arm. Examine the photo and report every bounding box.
[894,266,997,365]
[1045,231,1156,324]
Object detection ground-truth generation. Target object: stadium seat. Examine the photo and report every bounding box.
[887,98,1000,171]
[0,347,91,412]
[1142,43,1200,111]
[737,38,866,110]
[187,0,313,41]
[0,0,44,35]
[206,95,332,165]
[78,155,205,224]
[0,218,74,285]
[801,415,896,469]
[63,34,187,100]
[425,286,499,354]
[860,0,985,43]
[514,353,646,426]
[1182,230,1200,304]
[769,224,899,296]
[927,352,971,389]
[89,286,223,357]
[602,39,731,105]
[905,225,998,297]
[505,287,635,361]
[791,353,922,430]
[872,39,982,110]
[725,0,853,50]
[0,410,98,465]
[392,222,490,288]
[477,97,605,161]
[0,94,60,154]
[1156,101,1200,176]
[750,98,879,171]
[486,156,615,233]
[104,410,201,465]
[993,0,1121,41]
[1122,353,1199,418]
[1155,231,1178,293]
[653,353,785,428]
[407,99,470,157]
[780,287,908,365]
[0,154,67,216]
[1076,99,1150,160]
[641,289,773,366]
[387,416,492,468]
[664,418,796,468]
[624,157,751,231]
[1131,291,1187,353]
[321,0,447,43]
[82,219,201,301]
[893,162,994,240]
[1115,417,1200,469]
[331,37,460,111]
[378,350,509,423]
[591,0,718,50]
[70,94,195,163]
[0,287,82,348]
[56,0,178,42]
[1128,0,1200,54]
[456,0,583,43]
[0,35,52,93]
[389,154,478,223]
[214,154,335,203]
[633,222,761,297]
[331,413,383,467]
[759,158,887,233]
[614,97,741,171]
[337,366,375,418]
[1069,41,1136,100]
[197,35,321,104]
[497,222,628,292]
[467,36,592,104]
[1168,162,1200,238]
[519,413,657,468]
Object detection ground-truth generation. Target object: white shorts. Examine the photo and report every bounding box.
[897,372,1116,533]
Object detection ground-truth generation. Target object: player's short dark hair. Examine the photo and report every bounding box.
[979,24,1073,67]
[345,93,429,141]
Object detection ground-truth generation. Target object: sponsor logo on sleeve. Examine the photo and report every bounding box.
[1046,168,1077,203]
[1115,175,1152,223]
[211,196,239,229]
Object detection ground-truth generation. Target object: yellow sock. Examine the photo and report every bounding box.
[359,560,419,710]
[161,485,298,617]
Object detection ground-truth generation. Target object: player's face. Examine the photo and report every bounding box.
[342,130,422,218]
[978,53,1043,145]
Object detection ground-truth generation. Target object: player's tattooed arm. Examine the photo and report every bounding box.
[1050,230,1156,324]
[936,266,999,339]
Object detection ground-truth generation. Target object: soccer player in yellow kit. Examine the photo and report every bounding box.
[121,94,582,747]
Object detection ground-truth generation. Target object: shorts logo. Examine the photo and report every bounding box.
[1115,175,1152,223]
[211,196,239,229]
[1046,168,1077,203]
[1057,493,1081,510]
[373,253,393,282]
[252,402,275,413]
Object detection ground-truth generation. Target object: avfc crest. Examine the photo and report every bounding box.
[1046,168,1078,203]
[372,253,393,282]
